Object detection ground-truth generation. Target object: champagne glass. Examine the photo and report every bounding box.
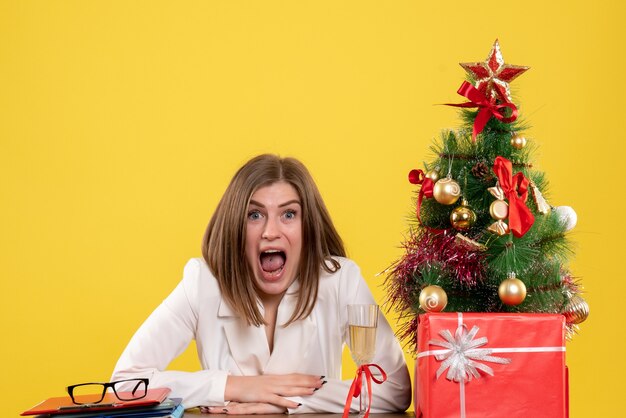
[347,304,379,418]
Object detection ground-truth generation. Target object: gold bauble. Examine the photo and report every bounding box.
[433,177,461,205]
[425,169,440,182]
[511,133,527,149]
[498,276,527,306]
[489,200,509,220]
[450,202,477,231]
[419,285,448,312]
[563,294,590,324]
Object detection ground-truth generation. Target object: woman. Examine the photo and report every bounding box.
[111,154,411,414]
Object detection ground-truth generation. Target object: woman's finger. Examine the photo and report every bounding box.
[274,380,327,397]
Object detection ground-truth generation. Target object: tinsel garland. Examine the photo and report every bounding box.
[384,228,488,353]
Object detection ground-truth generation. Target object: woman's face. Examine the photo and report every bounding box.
[245,181,303,305]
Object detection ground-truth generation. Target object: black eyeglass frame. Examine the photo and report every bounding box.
[66,378,149,405]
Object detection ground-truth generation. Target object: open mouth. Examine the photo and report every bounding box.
[260,250,286,278]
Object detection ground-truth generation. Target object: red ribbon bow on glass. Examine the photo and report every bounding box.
[342,363,387,418]
[446,81,518,142]
[408,169,434,225]
[493,156,534,237]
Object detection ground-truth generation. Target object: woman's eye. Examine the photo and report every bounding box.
[283,210,297,220]
[248,210,262,220]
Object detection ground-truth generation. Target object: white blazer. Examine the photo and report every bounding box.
[111,257,411,413]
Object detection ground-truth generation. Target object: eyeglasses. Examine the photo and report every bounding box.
[66,378,149,405]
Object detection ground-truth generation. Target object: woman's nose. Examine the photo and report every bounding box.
[261,217,280,239]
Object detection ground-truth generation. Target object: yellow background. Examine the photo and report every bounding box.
[1,1,623,416]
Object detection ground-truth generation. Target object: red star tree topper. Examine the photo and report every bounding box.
[460,39,529,103]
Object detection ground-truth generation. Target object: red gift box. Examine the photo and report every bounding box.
[415,313,568,418]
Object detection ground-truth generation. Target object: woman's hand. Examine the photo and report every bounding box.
[202,402,287,415]
[224,373,324,409]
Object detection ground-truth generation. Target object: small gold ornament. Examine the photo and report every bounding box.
[450,199,477,231]
[530,180,551,215]
[487,220,509,236]
[510,133,527,149]
[455,233,487,251]
[433,177,461,205]
[563,294,589,324]
[488,182,506,201]
[487,181,509,235]
[419,285,448,312]
[425,169,440,182]
[498,273,527,306]
[489,200,509,220]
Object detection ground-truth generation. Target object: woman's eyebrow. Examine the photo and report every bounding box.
[248,199,301,208]
[279,200,301,208]
[249,200,264,207]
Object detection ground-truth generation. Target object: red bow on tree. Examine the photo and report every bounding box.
[446,81,518,142]
[408,169,434,225]
[342,364,387,418]
[493,156,534,237]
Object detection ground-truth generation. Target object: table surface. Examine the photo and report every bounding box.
[183,412,414,418]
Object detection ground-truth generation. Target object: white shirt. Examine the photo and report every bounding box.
[111,257,411,413]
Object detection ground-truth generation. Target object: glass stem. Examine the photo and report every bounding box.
[359,371,368,418]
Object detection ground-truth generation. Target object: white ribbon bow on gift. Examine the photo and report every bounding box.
[429,323,511,382]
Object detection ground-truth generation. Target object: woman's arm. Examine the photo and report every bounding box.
[111,261,230,407]
[287,259,412,414]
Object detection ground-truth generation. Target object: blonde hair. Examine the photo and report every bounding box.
[202,154,345,326]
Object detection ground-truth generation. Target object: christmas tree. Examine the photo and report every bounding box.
[385,40,589,353]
